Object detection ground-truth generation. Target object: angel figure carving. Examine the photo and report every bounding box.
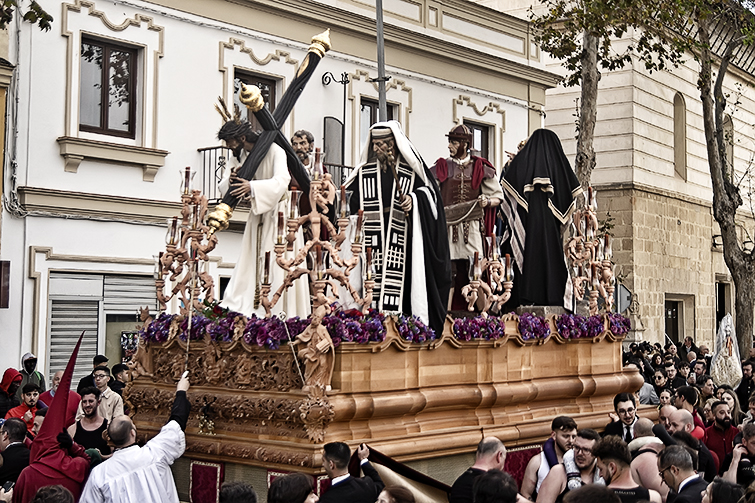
[294,304,334,392]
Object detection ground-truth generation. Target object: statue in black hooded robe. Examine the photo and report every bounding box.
[499,129,583,308]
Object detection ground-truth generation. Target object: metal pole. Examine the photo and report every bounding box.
[342,73,347,172]
[376,0,388,121]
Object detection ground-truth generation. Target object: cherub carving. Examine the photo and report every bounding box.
[294,304,334,392]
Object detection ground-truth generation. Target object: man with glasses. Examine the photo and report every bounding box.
[603,393,638,441]
[664,363,686,390]
[536,429,602,503]
[76,355,110,395]
[657,445,706,503]
[76,366,122,423]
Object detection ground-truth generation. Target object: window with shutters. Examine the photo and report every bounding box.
[47,273,156,382]
[48,299,100,384]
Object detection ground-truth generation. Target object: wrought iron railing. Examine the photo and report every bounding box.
[198,146,354,200]
[197,146,231,204]
[325,163,353,188]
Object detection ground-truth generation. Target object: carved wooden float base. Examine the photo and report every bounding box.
[128,315,642,472]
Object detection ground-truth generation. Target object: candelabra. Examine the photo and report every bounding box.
[564,187,615,315]
[460,234,514,315]
[155,167,218,316]
[259,150,375,316]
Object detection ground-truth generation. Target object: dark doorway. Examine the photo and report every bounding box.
[665,301,680,344]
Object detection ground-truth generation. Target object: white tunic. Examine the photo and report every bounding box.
[79,420,185,503]
[219,143,310,318]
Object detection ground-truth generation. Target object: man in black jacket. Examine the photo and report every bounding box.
[603,393,638,441]
[657,445,706,503]
[319,442,383,503]
[0,417,30,485]
[449,437,506,503]
[721,422,755,487]
[736,360,755,409]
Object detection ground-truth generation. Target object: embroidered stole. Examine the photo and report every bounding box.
[359,161,415,312]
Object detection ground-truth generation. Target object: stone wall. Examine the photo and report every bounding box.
[595,184,727,348]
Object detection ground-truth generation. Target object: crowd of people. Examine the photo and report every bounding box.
[0,354,132,503]
[498,335,755,503]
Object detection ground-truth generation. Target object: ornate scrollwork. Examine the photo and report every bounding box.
[147,341,303,392]
[299,385,335,443]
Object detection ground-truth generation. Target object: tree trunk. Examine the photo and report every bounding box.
[575,32,599,195]
[696,17,754,355]
[732,272,755,356]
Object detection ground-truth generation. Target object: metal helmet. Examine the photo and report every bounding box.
[446,124,473,143]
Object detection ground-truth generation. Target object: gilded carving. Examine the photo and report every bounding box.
[294,305,335,392]
[187,439,220,455]
[143,340,303,392]
[127,385,324,439]
[299,386,335,443]
[253,446,311,467]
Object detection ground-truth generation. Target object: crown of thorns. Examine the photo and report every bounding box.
[214,96,243,124]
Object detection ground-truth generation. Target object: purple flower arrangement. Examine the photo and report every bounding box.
[554,313,630,339]
[242,315,310,350]
[518,312,552,340]
[322,308,386,346]
[140,308,631,347]
[452,316,506,341]
[140,307,386,348]
[205,311,245,342]
[555,313,588,339]
[141,312,173,343]
[608,312,631,335]
[178,315,212,341]
[585,315,605,338]
[396,314,436,344]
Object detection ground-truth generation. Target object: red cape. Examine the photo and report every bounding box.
[13,334,90,503]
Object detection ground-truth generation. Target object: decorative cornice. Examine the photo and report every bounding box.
[147,0,562,90]
[17,185,250,229]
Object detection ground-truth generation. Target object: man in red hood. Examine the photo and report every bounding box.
[0,368,22,418]
[12,335,91,503]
